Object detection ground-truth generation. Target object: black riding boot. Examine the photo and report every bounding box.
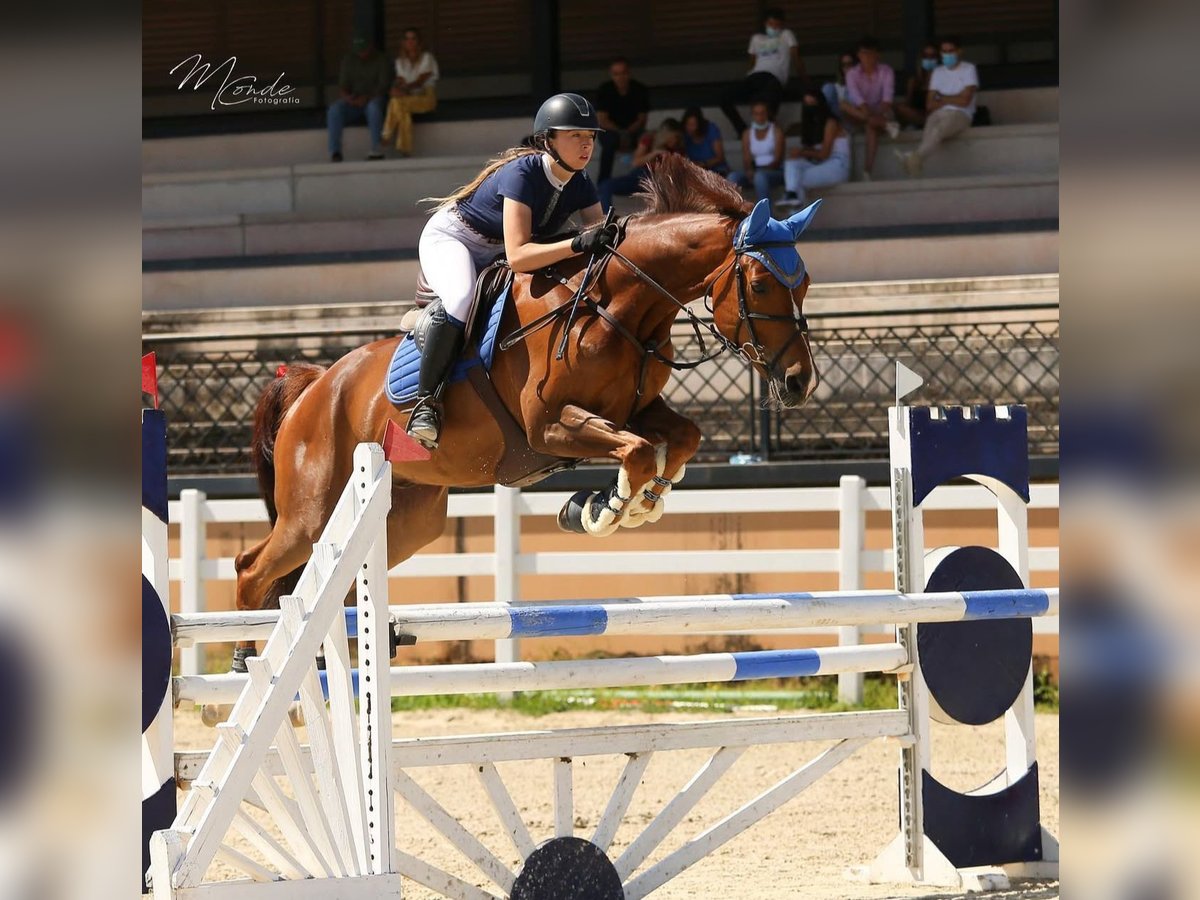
[406,314,465,449]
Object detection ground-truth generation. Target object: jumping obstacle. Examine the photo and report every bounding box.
[143,408,176,886]
[144,404,1059,899]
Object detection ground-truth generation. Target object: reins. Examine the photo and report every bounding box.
[498,214,819,404]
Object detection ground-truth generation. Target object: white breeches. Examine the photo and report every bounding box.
[417,206,505,323]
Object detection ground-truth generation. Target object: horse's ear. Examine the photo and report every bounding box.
[742,198,772,243]
[784,199,823,240]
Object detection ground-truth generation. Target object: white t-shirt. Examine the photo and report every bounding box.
[748,29,798,85]
[929,61,978,118]
[395,51,439,88]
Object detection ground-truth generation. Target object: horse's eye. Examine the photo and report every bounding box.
[751,281,769,294]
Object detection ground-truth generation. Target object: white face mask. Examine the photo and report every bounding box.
[765,25,782,37]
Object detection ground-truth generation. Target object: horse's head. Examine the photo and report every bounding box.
[711,198,821,408]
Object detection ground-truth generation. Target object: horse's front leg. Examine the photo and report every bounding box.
[620,396,703,528]
[531,404,660,537]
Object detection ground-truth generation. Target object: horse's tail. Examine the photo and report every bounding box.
[251,362,326,525]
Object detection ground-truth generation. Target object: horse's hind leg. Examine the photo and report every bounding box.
[194,522,322,725]
[232,515,325,666]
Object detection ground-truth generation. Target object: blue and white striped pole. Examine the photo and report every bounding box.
[175,642,911,705]
[172,588,1058,646]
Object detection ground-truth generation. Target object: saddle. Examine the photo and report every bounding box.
[390,261,577,487]
[400,261,512,341]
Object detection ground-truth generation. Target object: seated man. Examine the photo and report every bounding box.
[595,57,650,182]
[720,7,804,138]
[897,36,979,176]
[840,36,899,179]
[326,36,392,162]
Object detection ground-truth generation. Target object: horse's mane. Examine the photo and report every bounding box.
[632,155,752,219]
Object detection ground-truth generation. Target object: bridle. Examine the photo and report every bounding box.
[499,212,820,403]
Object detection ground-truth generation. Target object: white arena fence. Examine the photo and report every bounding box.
[168,478,1059,702]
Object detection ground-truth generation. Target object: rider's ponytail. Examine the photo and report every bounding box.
[422,135,549,209]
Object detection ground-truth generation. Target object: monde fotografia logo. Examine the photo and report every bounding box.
[170,54,301,110]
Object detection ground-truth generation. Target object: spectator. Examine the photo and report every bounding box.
[327,36,392,162]
[382,27,439,157]
[597,118,685,212]
[896,42,939,129]
[781,85,850,207]
[595,57,650,182]
[822,50,858,121]
[681,106,728,174]
[897,36,979,176]
[840,36,899,179]
[726,101,785,201]
[720,8,804,138]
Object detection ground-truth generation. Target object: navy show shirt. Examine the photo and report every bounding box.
[455,154,599,240]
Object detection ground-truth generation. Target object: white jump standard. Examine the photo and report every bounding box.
[145,404,1059,899]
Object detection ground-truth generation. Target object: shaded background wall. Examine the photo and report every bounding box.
[144,0,1056,122]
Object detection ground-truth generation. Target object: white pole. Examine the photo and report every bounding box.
[493,484,521,703]
[179,489,206,677]
[837,475,865,705]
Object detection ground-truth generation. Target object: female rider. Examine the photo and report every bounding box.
[408,93,616,449]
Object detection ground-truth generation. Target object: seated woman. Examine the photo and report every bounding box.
[781,86,850,206]
[681,106,728,174]
[896,42,939,129]
[382,27,439,156]
[597,118,686,212]
[726,101,785,201]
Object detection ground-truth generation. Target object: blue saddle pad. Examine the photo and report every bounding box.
[385,285,510,406]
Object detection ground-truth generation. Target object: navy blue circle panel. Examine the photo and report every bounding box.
[143,575,173,733]
[920,546,1032,726]
[511,837,624,900]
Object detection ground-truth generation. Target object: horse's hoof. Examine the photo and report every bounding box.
[231,647,254,674]
[557,489,591,534]
[287,702,306,728]
[200,703,230,727]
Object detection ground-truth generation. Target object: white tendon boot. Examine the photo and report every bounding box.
[622,444,685,528]
[577,465,634,537]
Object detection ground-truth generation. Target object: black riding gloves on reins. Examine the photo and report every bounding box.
[571,222,619,256]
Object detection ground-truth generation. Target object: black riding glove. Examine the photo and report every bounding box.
[571,222,618,256]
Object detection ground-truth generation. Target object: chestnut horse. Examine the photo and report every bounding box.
[232,156,822,669]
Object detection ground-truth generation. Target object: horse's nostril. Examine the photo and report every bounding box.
[785,372,809,397]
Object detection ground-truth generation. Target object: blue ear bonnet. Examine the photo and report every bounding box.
[732,198,822,289]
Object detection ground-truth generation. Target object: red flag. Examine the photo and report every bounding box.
[382,418,431,462]
[141,352,158,409]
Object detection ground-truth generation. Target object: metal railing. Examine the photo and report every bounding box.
[146,304,1059,475]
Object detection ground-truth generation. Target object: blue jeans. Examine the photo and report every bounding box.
[783,155,850,204]
[327,97,385,154]
[727,168,784,201]
[822,82,844,121]
[598,165,650,212]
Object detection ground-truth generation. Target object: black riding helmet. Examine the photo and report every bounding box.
[533,93,602,173]
[533,92,602,135]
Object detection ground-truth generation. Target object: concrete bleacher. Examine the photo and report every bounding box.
[142,227,1057,310]
[142,86,1058,308]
